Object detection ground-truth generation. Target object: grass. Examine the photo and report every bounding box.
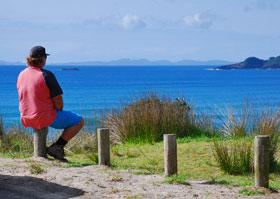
[0,95,279,193]
[0,129,279,192]
[0,127,278,190]
[213,137,253,175]
[110,142,163,174]
[110,175,124,182]
[105,93,213,144]
[0,127,33,158]
[216,105,280,174]
[65,131,97,154]
[239,187,266,196]
[27,160,45,174]
[164,174,189,185]
[108,137,280,190]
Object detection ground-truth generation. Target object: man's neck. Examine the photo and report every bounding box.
[28,65,43,69]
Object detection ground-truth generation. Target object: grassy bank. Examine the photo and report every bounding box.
[0,94,279,192]
[0,127,279,191]
[65,136,280,190]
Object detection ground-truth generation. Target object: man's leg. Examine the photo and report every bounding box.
[48,111,84,161]
[61,118,84,141]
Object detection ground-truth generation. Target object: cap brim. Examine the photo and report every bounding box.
[46,53,50,56]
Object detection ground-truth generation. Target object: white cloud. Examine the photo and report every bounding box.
[67,14,147,31]
[119,14,146,30]
[183,12,213,29]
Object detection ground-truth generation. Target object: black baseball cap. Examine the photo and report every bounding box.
[29,46,50,59]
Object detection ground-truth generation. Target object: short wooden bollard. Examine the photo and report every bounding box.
[97,128,110,166]
[164,134,177,176]
[33,127,48,158]
[254,135,270,188]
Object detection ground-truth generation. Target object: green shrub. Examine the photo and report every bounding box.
[106,94,202,143]
[213,138,253,175]
[219,105,280,173]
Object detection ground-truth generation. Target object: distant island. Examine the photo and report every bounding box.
[0,60,24,65]
[58,58,233,66]
[217,56,280,70]
[60,67,79,71]
[0,59,232,66]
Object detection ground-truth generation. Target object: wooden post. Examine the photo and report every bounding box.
[164,134,177,176]
[33,127,48,158]
[254,135,270,188]
[97,128,110,166]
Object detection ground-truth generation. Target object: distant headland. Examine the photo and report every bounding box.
[0,59,232,66]
[217,56,280,70]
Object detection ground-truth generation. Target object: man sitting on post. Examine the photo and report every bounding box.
[17,46,84,161]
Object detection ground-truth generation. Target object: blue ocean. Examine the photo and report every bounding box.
[1,65,280,130]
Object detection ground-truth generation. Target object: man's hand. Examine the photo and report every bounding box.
[52,95,63,110]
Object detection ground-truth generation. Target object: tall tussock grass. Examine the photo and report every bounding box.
[106,94,197,143]
[65,130,97,154]
[0,124,33,157]
[213,138,253,175]
[214,104,280,174]
[221,103,252,137]
[254,109,280,171]
[0,117,98,157]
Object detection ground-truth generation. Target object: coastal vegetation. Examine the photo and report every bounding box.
[0,93,279,191]
[106,94,210,144]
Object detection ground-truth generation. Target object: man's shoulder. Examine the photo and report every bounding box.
[19,66,31,74]
[18,67,39,78]
[41,69,56,79]
[41,68,54,75]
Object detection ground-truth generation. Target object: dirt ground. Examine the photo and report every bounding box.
[0,157,279,199]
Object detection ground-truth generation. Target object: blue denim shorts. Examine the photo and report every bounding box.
[50,110,82,129]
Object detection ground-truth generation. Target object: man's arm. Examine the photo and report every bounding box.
[42,69,64,110]
[52,95,63,110]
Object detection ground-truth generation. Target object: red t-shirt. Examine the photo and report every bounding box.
[17,66,63,129]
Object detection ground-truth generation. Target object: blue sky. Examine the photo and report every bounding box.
[0,0,279,63]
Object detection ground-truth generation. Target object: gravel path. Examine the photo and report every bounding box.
[0,158,279,199]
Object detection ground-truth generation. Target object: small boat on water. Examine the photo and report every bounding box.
[60,67,79,71]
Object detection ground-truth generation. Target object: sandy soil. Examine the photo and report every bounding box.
[0,157,279,199]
